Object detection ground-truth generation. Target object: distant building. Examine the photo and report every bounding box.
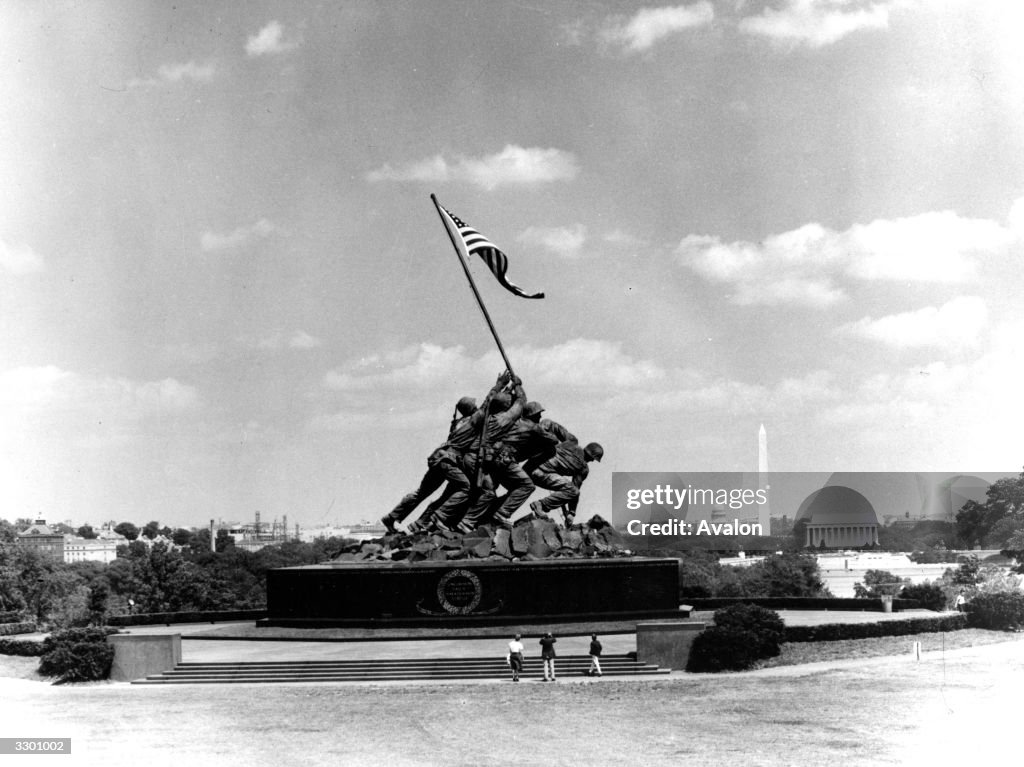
[798,486,880,548]
[63,533,124,564]
[16,520,65,560]
[345,521,387,541]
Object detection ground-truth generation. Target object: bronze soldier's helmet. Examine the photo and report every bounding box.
[584,442,604,462]
[523,401,545,419]
[456,396,477,416]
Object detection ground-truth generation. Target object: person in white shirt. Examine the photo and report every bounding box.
[507,634,525,682]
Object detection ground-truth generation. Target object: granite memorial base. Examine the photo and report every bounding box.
[108,633,182,681]
[636,621,706,670]
[261,557,680,628]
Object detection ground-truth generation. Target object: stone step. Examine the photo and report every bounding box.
[133,655,668,684]
[173,655,644,670]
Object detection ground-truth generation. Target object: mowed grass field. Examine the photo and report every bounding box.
[2,634,1022,767]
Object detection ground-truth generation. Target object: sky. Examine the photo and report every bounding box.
[2,0,1023,530]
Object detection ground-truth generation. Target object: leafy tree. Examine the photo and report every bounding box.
[171,528,194,547]
[188,529,213,556]
[678,550,721,599]
[948,556,982,586]
[985,516,1024,549]
[853,569,908,598]
[792,517,810,548]
[1002,529,1024,574]
[76,525,98,539]
[899,583,947,611]
[739,552,828,597]
[0,519,18,543]
[956,468,1024,548]
[113,522,139,541]
[87,581,109,626]
[141,520,162,540]
[215,529,235,553]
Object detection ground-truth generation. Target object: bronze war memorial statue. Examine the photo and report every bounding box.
[261,197,679,628]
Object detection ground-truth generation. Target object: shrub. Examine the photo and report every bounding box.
[965,591,1024,631]
[37,627,119,684]
[686,604,786,672]
[899,583,947,612]
[0,638,46,656]
[909,550,961,564]
[712,603,785,658]
[38,642,115,684]
[686,626,763,672]
[0,622,37,636]
[40,626,118,653]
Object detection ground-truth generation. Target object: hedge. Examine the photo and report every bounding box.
[107,609,266,627]
[0,622,36,636]
[784,613,967,643]
[0,637,46,656]
[965,592,1024,630]
[686,597,922,612]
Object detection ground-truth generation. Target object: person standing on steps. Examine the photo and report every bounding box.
[506,633,524,682]
[539,631,557,681]
[588,633,603,677]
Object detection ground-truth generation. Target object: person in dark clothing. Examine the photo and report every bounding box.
[539,631,557,681]
[588,633,603,677]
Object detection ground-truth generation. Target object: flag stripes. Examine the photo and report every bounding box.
[438,204,544,299]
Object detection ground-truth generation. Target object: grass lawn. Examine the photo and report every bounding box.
[760,628,1024,669]
[2,629,1022,766]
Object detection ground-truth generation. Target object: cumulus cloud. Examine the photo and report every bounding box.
[245,21,300,57]
[250,330,323,351]
[0,366,198,415]
[678,204,1021,307]
[843,211,1010,282]
[127,60,216,88]
[0,237,44,274]
[324,344,476,392]
[599,3,716,53]
[677,224,847,307]
[739,0,891,48]
[366,145,579,191]
[840,296,988,349]
[518,224,587,258]
[200,219,280,253]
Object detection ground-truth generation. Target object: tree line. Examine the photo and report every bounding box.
[0,523,353,629]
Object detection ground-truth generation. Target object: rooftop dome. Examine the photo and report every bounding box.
[796,485,880,526]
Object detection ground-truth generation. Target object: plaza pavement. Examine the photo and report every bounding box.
[108,609,957,666]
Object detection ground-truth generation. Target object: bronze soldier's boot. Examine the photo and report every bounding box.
[529,500,550,520]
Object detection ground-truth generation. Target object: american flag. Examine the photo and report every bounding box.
[438,204,544,299]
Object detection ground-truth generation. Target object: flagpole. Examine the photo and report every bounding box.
[430,193,516,378]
